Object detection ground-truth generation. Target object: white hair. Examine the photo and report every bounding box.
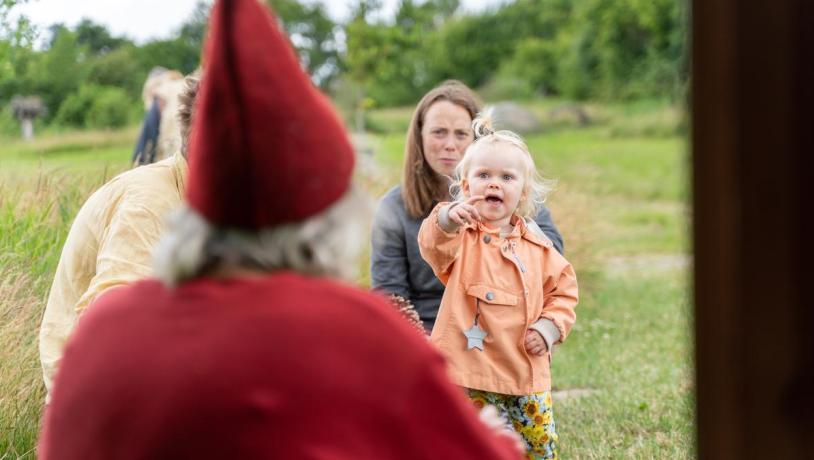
[450,106,556,218]
[154,186,371,286]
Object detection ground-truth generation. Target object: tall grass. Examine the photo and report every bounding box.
[0,179,76,458]
[0,131,131,459]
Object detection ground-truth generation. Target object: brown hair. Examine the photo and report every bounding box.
[177,72,201,159]
[401,80,482,218]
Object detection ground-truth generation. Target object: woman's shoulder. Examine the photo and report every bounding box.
[372,185,407,229]
[376,185,406,212]
[380,185,404,204]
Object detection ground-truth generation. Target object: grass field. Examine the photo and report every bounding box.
[0,100,693,459]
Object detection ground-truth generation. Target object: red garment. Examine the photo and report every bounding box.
[186,0,354,229]
[39,272,522,460]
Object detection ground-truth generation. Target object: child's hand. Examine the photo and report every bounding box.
[524,329,548,356]
[447,195,484,228]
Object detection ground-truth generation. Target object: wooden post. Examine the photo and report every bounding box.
[693,0,814,457]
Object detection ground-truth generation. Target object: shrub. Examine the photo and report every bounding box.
[54,86,94,127]
[55,85,131,129]
[502,37,561,96]
[86,87,130,128]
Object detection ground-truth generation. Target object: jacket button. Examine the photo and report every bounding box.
[486,292,495,301]
[483,235,491,244]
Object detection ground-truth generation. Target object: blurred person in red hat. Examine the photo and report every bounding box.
[37,0,525,458]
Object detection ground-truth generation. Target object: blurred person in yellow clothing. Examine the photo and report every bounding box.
[38,75,199,398]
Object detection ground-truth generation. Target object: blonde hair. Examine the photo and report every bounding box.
[142,67,184,109]
[177,72,201,158]
[451,107,555,219]
[402,80,482,219]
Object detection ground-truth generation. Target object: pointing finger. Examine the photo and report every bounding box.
[466,195,485,205]
[469,207,482,222]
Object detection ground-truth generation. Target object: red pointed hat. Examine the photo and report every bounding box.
[185,0,355,229]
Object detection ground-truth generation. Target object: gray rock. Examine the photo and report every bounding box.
[547,104,591,126]
[491,102,542,134]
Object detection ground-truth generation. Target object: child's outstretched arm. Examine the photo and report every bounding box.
[417,199,481,284]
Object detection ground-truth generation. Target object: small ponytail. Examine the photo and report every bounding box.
[472,107,496,139]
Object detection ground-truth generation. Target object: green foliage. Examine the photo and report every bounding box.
[0,1,35,88]
[344,0,687,105]
[86,86,131,128]
[0,1,210,133]
[133,2,208,74]
[1,0,689,129]
[85,45,144,96]
[344,0,461,107]
[499,37,561,96]
[345,18,427,106]
[477,67,536,101]
[54,84,94,127]
[0,105,20,135]
[563,0,687,100]
[55,84,132,128]
[75,18,130,56]
[31,27,87,119]
[268,0,341,88]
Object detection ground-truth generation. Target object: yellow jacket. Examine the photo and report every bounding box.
[39,153,186,395]
[418,203,578,395]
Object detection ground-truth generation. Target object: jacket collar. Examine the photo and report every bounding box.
[474,215,554,249]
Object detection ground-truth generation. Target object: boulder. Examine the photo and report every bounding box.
[491,102,542,134]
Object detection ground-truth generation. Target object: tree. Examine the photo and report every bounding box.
[31,27,86,119]
[267,0,341,88]
[86,45,144,96]
[344,0,460,107]
[135,1,209,75]
[564,0,686,99]
[0,0,35,92]
[75,19,129,56]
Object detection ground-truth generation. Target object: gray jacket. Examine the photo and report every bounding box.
[370,185,564,332]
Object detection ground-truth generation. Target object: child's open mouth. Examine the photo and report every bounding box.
[485,195,503,205]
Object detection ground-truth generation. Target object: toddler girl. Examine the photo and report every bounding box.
[417,110,578,459]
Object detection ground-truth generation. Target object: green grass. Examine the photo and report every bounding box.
[0,130,133,458]
[0,101,692,458]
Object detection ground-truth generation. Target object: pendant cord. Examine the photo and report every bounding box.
[474,299,481,325]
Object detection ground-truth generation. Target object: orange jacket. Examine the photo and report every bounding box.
[418,203,578,395]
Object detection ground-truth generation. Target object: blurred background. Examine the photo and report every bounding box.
[0,0,691,458]
[0,0,687,134]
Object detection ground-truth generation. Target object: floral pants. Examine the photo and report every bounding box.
[467,388,559,460]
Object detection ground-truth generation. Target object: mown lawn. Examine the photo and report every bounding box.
[0,100,693,459]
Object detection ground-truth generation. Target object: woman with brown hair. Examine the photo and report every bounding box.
[371,80,563,332]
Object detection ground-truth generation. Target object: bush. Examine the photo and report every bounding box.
[0,109,21,137]
[85,46,145,97]
[55,85,131,129]
[86,87,130,128]
[501,38,561,96]
[477,71,535,102]
[54,87,92,127]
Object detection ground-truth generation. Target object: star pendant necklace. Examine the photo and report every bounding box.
[463,299,487,351]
